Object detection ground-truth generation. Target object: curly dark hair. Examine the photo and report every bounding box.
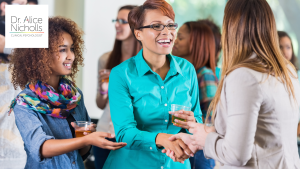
[9,16,84,89]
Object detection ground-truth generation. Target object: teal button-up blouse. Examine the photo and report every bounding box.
[104,49,202,169]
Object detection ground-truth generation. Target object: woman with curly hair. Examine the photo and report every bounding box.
[8,16,126,169]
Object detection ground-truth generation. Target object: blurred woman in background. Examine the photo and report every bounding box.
[198,19,222,81]
[278,31,299,79]
[94,5,141,169]
[278,30,300,157]
[172,21,217,169]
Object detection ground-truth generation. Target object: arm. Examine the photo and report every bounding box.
[96,55,109,109]
[170,68,202,129]
[204,69,263,166]
[14,105,125,162]
[96,81,108,109]
[41,138,88,158]
[108,69,159,151]
[41,131,125,158]
[109,68,193,161]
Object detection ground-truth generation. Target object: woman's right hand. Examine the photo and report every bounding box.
[98,69,110,93]
[156,133,193,163]
[85,132,127,150]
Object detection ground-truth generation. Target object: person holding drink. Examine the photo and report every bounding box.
[94,5,141,169]
[103,0,202,169]
[8,17,126,169]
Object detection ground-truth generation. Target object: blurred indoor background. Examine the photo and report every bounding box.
[39,0,300,121]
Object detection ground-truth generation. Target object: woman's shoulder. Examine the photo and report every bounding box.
[226,67,263,84]
[13,88,37,115]
[111,56,136,73]
[99,51,111,61]
[171,55,195,71]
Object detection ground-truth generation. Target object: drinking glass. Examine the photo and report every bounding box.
[74,121,93,138]
[101,69,110,83]
[170,104,191,124]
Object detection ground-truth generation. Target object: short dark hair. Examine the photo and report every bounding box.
[128,0,175,44]
[27,0,38,4]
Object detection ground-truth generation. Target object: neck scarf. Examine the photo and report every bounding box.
[9,77,81,119]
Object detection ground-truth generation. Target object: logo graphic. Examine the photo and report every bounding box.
[5,5,48,48]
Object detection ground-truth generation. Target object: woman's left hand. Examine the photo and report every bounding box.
[169,110,196,129]
[188,122,215,148]
[71,122,97,136]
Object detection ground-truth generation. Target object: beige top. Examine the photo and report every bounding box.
[204,60,300,168]
[96,52,115,134]
[0,64,27,168]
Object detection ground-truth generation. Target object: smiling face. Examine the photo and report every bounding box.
[115,9,132,41]
[172,24,190,57]
[50,31,75,76]
[134,9,176,56]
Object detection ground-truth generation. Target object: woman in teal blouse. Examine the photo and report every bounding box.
[103,0,202,169]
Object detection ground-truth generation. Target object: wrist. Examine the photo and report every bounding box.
[99,89,108,95]
[82,135,91,146]
[155,133,164,147]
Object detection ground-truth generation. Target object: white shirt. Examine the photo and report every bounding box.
[0,63,27,168]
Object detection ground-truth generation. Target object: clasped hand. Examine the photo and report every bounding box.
[161,122,216,163]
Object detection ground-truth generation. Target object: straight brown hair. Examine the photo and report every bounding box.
[185,22,216,72]
[106,5,141,70]
[207,0,297,124]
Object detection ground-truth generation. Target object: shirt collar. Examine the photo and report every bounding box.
[135,49,183,77]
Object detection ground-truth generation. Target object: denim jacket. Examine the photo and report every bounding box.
[13,88,90,169]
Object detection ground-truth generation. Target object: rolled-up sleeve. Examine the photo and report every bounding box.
[190,67,202,124]
[109,68,159,152]
[14,105,54,163]
[204,68,263,166]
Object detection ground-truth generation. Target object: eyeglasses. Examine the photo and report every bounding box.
[112,19,128,24]
[139,23,178,31]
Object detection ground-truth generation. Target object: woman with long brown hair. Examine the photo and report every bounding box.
[278,31,299,76]
[171,21,217,169]
[165,0,300,168]
[94,5,141,169]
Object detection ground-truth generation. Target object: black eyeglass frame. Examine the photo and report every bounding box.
[112,19,128,24]
[138,23,178,31]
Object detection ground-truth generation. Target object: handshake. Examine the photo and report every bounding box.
[157,122,216,163]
